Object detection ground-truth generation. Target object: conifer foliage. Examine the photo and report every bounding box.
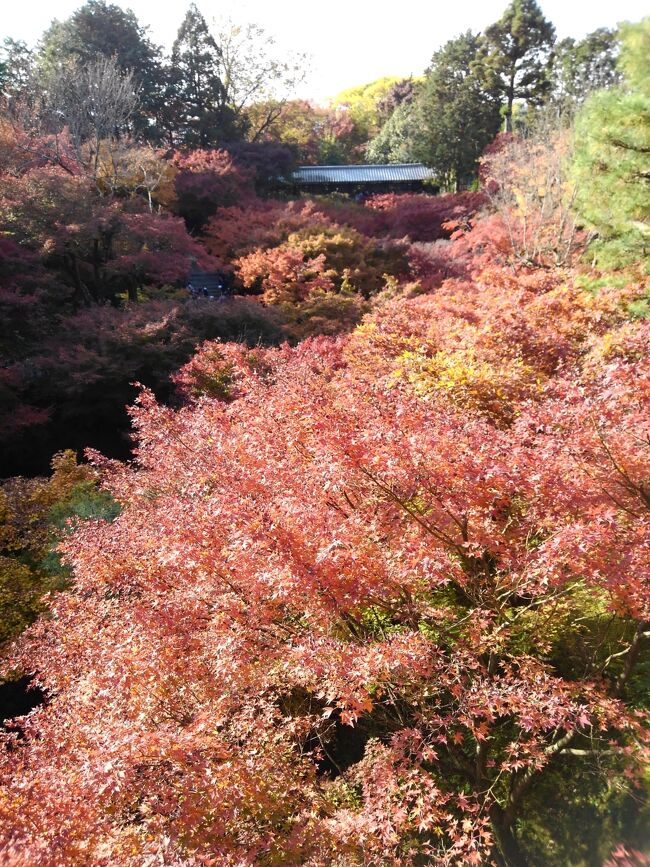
[476,0,556,131]
[167,4,238,147]
[572,18,650,268]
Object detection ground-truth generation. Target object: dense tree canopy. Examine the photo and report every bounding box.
[414,32,502,191]
[331,77,405,142]
[572,18,650,268]
[366,33,501,190]
[0,4,649,865]
[167,4,238,147]
[38,0,163,138]
[0,38,34,101]
[1,217,649,863]
[476,0,556,131]
[26,1,305,149]
[549,28,621,116]
[39,0,160,75]
[366,98,421,165]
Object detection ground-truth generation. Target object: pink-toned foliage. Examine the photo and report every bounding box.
[0,165,218,304]
[172,341,274,402]
[362,190,486,242]
[606,846,650,867]
[204,191,486,263]
[479,128,585,267]
[1,110,649,864]
[204,197,335,260]
[233,224,408,338]
[108,210,221,286]
[0,115,82,177]
[237,244,335,305]
[1,248,648,863]
[172,148,254,230]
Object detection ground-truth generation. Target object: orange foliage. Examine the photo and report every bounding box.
[1,121,650,865]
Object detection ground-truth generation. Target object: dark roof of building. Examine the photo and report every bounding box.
[291,163,437,184]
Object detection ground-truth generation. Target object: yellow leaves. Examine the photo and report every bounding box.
[394,347,543,424]
[94,142,177,209]
[513,187,528,215]
[48,450,96,500]
[0,555,43,645]
[0,451,103,645]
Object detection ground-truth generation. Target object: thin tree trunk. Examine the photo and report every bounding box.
[68,252,93,307]
[505,69,516,133]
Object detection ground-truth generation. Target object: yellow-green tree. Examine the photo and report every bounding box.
[331,77,403,141]
[0,451,119,650]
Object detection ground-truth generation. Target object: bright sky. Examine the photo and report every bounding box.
[2,0,648,102]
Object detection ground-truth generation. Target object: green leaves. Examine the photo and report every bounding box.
[572,20,650,270]
[477,0,556,130]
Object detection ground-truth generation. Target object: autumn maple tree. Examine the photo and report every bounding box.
[1,226,649,863]
[1,7,649,866]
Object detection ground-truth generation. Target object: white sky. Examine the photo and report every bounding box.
[2,0,648,102]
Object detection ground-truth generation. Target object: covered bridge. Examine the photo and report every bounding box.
[288,163,438,196]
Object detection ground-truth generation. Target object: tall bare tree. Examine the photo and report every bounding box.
[42,55,139,181]
[214,18,308,141]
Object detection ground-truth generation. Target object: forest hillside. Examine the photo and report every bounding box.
[0,3,649,865]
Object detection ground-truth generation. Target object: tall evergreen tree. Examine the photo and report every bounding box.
[365,98,421,165]
[415,32,502,190]
[0,39,34,101]
[167,5,238,147]
[477,0,555,131]
[550,28,621,116]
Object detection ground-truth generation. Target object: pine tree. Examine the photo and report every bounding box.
[477,0,555,131]
[167,4,238,147]
[572,18,650,268]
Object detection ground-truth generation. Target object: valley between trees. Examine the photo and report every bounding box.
[1,2,649,865]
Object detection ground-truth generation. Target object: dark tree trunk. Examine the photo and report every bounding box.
[505,68,516,133]
[490,806,530,867]
[93,237,102,299]
[67,252,92,306]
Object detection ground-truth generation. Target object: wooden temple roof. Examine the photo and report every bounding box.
[291,163,436,184]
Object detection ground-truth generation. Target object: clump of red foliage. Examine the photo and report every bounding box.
[1,114,649,863]
[1,195,648,863]
[172,148,255,230]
